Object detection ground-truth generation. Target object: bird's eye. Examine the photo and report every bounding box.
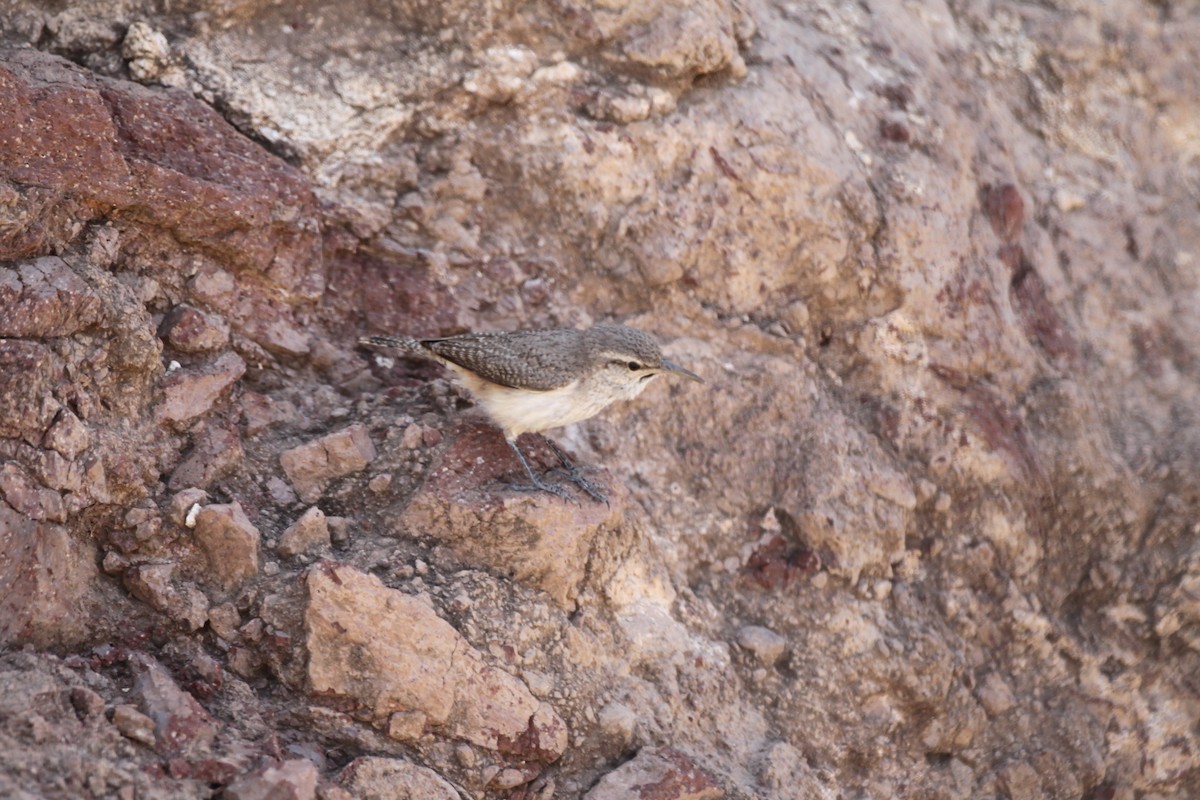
[627,361,641,371]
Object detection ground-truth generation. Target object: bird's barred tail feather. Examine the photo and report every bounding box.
[358,334,424,353]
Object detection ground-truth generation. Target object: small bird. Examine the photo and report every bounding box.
[359,324,703,502]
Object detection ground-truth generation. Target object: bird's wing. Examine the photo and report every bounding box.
[423,330,582,391]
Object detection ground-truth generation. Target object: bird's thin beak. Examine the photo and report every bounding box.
[661,359,704,383]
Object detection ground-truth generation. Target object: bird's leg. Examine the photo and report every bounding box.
[542,437,608,505]
[504,437,577,503]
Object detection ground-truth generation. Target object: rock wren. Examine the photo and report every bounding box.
[359,324,702,502]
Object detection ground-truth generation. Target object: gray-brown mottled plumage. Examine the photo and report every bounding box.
[358,324,702,502]
[361,326,670,391]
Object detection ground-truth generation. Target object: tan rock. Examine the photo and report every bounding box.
[977,672,1016,716]
[338,756,458,800]
[386,710,426,741]
[208,601,242,642]
[112,704,156,746]
[734,625,786,667]
[193,501,260,589]
[305,563,567,758]
[280,424,376,504]
[396,422,618,609]
[278,506,329,557]
[169,487,209,526]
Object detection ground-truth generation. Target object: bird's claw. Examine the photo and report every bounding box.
[505,476,579,505]
[548,467,608,505]
[543,438,609,505]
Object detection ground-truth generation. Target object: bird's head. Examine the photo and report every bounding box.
[587,325,703,401]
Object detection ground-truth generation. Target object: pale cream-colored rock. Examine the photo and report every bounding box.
[386,710,426,741]
[584,747,723,800]
[977,673,1016,715]
[192,501,260,589]
[169,487,209,526]
[735,625,787,667]
[280,424,376,503]
[337,756,459,800]
[597,701,637,743]
[277,506,329,557]
[304,563,567,757]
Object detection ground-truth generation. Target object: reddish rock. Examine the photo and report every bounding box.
[122,562,208,631]
[338,757,458,800]
[0,462,65,523]
[981,182,1025,244]
[69,686,106,720]
[280,425,376,504]
[277,506,329,557]
[305,563,567,758]
[240,391,299,435]
[192,501,260,590]
[584,748,723,800]
[42,408,91,460]
[167,425,244,491]
[0,48,321,294]
[0,339,60,445]
[130,652,219,756]
[0,501,98,648]
[224,759,318,800]
[0,256,101,337]
[159,303,230,353]
[157,351,246,425]
[187,266,313,357]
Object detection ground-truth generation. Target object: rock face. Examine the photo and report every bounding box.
[305,562,568,760]
[192,502,261,590]
[280,425,377,504]
[1,1,1200,798]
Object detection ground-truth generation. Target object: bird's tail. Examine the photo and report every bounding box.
[358,334,424,354]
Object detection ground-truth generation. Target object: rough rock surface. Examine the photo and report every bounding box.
[305,562,568,760]
[337,755,461,800]
[1,1,1199,798]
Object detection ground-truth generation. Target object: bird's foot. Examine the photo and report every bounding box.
[505,473,578,505]
[543,438,609,505]
[504,437,579,504]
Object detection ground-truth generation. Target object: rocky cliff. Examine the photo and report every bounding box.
[1,1,1198,798]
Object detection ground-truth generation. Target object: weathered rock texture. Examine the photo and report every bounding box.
[1,1,1199,798]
